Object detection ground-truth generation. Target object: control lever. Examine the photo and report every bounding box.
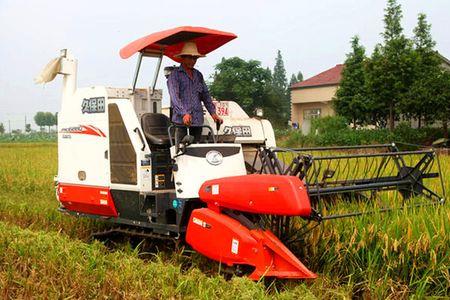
[175,126,194,156]
[216,121,221,143]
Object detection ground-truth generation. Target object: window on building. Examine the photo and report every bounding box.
[303,108,321,120]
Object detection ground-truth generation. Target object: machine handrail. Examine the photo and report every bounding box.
[167,124,216,146]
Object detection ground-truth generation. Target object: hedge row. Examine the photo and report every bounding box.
[0,132,57,143]
[277,118,448,147]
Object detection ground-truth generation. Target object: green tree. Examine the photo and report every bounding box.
[297,71,303,82]
[365,46,389,127]
[34,111,57,132]
[366,0,414,130]
[0,123,4,134]
[413,14,437,60]
[289,71,303,87]
[402,13,441,127]
[289,74,298,87]
[273,50,288,92]
[429,70,450,138]
[272,50,289,125]
[25,124,31,133]
[334,36,369,128]
[209,57,282,125]
[34,112,47,131]
[289,71,303,127]
[44,112,57,132]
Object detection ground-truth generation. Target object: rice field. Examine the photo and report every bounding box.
[0,143,448,299]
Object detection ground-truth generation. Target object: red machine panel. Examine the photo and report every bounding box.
[198,174,311,217]
[186,208,317,280]
[57,183,118,217]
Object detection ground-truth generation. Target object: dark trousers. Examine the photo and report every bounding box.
[174,126,202,143]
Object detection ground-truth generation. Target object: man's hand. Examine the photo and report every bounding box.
[211,113,223,124]
[183,114,192,126]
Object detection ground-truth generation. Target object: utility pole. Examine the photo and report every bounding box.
[8,120,10,133]
[25,115,27,132]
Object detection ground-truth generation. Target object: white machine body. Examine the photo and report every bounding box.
[171,144,247,198]
[37,50,276,220]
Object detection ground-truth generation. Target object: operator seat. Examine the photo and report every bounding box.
[141,113,171,146]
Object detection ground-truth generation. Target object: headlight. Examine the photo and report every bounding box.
[255,108,264,117]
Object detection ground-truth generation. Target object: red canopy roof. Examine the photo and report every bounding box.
[291,64,344,89]
[120,26,237,62]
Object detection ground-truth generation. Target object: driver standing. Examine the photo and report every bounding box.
[167,41,223,142]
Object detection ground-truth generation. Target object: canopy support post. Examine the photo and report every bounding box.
[150,53,163,96]
[131,52,143,94]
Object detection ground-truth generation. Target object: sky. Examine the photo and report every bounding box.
[0,0,449,131]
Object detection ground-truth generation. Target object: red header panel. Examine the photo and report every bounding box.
[198,174,312,217]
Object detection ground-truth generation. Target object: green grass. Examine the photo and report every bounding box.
[0,143,449,298]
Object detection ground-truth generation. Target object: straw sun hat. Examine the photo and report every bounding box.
[175,42,205,58]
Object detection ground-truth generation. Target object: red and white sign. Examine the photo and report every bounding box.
[60,125,106,137]
[215,102,229,116]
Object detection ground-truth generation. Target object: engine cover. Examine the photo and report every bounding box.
[198,174,311,217]
[186,208,317,280]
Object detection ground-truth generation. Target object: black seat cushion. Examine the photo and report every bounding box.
[141,113,171,146]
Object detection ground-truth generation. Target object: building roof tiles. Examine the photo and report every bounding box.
[291,64,344,89]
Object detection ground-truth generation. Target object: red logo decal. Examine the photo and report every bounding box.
[60,125,106,137]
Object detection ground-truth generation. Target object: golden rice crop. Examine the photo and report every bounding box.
[0,143,103,239]
[0,143,448,298]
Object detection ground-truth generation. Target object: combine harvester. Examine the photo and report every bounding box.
[36,26,446,280]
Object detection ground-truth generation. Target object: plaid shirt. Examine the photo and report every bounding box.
[167,66,216,126]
